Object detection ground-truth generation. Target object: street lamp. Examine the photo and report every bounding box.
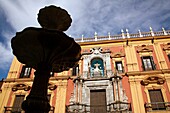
[11,5,81,113]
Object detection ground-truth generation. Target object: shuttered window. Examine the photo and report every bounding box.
[12,95,25,112]
[115,61,124,73]
[141,56,156,71]
[47,94,51,102]
[149,89,165,110]
[168,54,170,61]
[20,65,32,78]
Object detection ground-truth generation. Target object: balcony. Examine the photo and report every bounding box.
[66,102,132,113]
[145,102,170,113]
[107,101,132,113]
[4,106,55,113]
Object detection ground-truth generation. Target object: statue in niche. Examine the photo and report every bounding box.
[93,62,102,76]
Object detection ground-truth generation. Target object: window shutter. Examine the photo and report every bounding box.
[20,66,26,78]
[47,94,51,102]
[12,95,25,112]
[115,61,123,73]
[20,66,31,78]
[168,54,170,61]
[150,56,156,70]
[149,89,165,110]
[141,56,145,71]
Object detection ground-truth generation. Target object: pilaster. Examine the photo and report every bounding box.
[125,45,139,71]
[0,83,12,112]
[7,57,21,79]
[55,80,67,113]
[165,74,170,93]
[125,45,133,71]
[153,43,168,69]
[129,76,145,113]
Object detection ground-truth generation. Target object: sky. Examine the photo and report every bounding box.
[0,0,170,79]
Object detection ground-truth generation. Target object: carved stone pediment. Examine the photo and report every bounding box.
[111,52,125,58]
[82,47,110,55]
[141,76,165,86]
[163,43,170,51]
[137,45,153,53]
[90,47,103,54]
[12,83,31,91]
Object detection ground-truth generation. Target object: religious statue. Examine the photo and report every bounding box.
[93,62,102,77]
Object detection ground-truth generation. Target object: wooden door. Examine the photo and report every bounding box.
[90,89,107,113]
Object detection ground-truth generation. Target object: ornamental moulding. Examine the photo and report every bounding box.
[12,83,31,91]
[111,52,125,58]
[136,44,153,53]
[48,83,57,90]
[141,75,165,86]
[163,42,170,51]
[82,47,111,55]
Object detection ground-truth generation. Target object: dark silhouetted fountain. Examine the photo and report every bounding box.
[11,5,81,113]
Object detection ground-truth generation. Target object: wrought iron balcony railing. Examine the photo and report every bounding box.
[4,106,55,113]
[145,102,170,112]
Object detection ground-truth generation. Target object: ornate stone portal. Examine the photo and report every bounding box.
[11,5,81,113]
[66,47,130,113]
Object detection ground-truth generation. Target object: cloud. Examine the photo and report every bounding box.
[1,0,170,36]
[0,32,13,71]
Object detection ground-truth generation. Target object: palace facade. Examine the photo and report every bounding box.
[0,28,170,113]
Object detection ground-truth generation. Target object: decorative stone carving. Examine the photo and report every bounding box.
[66,74,130,112]
[12,83,31,91]
[48,83,57,90]
[141,75,165,86]
[82,47,112,78]
[136,44,153,53]
[93,63,102,76]
[163,43,170,51]
[111,52,125,58]
[90,47,103,54]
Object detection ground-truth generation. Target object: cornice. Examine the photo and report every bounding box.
[125,69,170,76]
[78,35,170,46]
[3,75,76,83]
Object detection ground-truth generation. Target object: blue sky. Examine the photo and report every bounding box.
[0,0,170,79]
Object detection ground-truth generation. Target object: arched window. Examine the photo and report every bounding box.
[90,58,104,77]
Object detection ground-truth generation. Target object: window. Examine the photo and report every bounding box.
[12,95,25,112]
[47,94,51,102]
[20,65,32,78]
[168,54,170,61]
[91,58,104,77]
[141,56,156,71]
[72,64,79,76]
[148,89,165,110]
[115,61,124,73]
